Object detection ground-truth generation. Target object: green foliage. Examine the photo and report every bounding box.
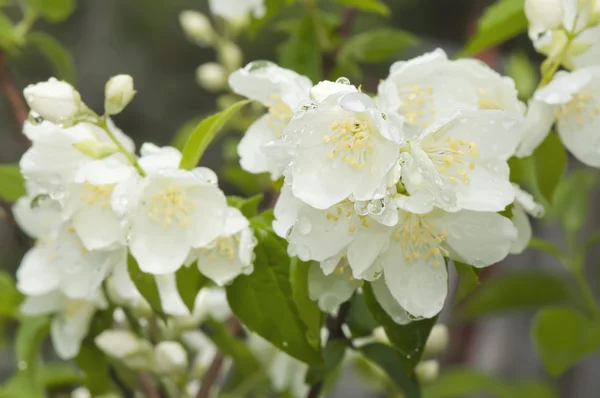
[305,340,346,384]
[225,223,323,365]
[334,0,390,16]
[175,264,210,313]
[26,0,76,22]
[222,165,273,196]
[460,272,576,319]
[171,117,204,151]
[422,367,557,398]
[290,258,324,346]
[180,100,251,170]
[552,169,597,233]
[127,254,167,320]
[532,307,600,376]
[460,0,528,56]
[453,261,481,304]
[506,51,538,100]
[360,343,419,398]
[28,32,76,84]
[0,164,26,202]
[363,282,436,372]
[0,13,22,52]
[534,132,568,204]
[0,271,23,318]
[227,194,264,219]
[346,293,379,338]
[39,363,82,389]
[278,15,322,83]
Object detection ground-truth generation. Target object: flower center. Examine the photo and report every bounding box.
[324,201,371,232]
[323,118,373,169]
[424,136,480,184]
[266,94,293,136]
[556,90,600,128]
[394,214,448,266]
[148,186,196,228]
[201,235,238,261]
[79,183,113,208]
[397,84,436,127]
[64,299,88,316]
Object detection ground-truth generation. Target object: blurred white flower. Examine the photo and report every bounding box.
[423,324,449,357]
[23,78,84,124]
[415,360,439,383]
[208,0,265,21]
[196,62,228,92]
[154,341,188,375]
[104,74,136,115]
[180,10,213,46]
[95,330,154,370]
[525,0,564,37]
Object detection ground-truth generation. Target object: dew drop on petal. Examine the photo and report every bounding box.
[295,215,312,235]
[296,245,311,261]
[335,77,351,85]
[354,200,369,216]
[339,92,375,112]
[367,198,385,216]
[244,60,276,72]
[381,112,388,120]
[297,99,318,113]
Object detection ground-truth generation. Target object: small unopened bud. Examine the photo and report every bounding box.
[180,10,213,46]
[196,63,227,92]
[23,78,84,125]
[415,360,439,383]
[220,42,243,71]
[423,324,449,357]
[95,330,153,371]
[71,387,91,398]
[154,341,188,375]
[310,80,356,102]
[73,139,118,159]
[372,327,390,345]
[105,75,136,115]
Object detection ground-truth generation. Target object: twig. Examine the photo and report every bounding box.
[0,51,28,127]
[196,352,225,398]
[139,373,162,398]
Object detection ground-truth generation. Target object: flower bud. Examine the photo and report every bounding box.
[220,42,243,71]
[179,10,213,46]
[310,80,356,102]
[95,330,153,371]
[104,74,136,115]
[415,360,439,383]
[372,327,390,345]
[154,341,188,375]
[525,0,563,33]
[196,63,227,92]
[72,139,118,159]
[423,324,449,357]
[23,78,84,124]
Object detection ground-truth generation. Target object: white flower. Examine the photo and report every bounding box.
[21,291,106,359]
[423,324,449,357]
[415,360,439,383]
[196,63,227,92]
[23,78,84,124]
[105,75,136,115]
[154,341,188,375]
[377,208,517,318]
[229,61,312,179]
[525,0,564,37]
[515,99,556,157]
[510,184,545,254]
[126,144,228,274]
[308,260,360,313]
[192,207,255,286]
[220,42,243,71]
[534,66,600,167]
[399,109,522,212]
[95,330,154,370]
[179,10,213,46]
[282,86,402,209]
[208,0,265,20]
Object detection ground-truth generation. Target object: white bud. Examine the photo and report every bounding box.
[154,341,188,375]
[423,324,449,357]
[71,387,91,398]
[415,360,439,383]
[372,327,390,345]
[104,74,136,115]
[220,42,243,71]
[525,0,564,33]
[72,139,118,159]
[23,78,84,124]
[179,10,213,46]
[196,63,227,92]
[94,330,153,371]
[310,80,356,102]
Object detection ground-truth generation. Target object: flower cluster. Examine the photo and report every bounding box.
[517,0,600,165]
[230,54,540,321]
[14,77,256,359]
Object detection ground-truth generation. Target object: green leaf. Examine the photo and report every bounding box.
[422,367,557,398]
[26,0,76,22]
[305,340,346,384]
[227,194,264,219]
[533,307,600,376]
[0,164,26,202]
[28,32,76,84]
[460,0,527,57]
[453,261,480,304]
[506,50,538,100]
[0,372,44,398]
[126,254,167,320]
[363,282,436,372]
[290,258,324,348]
[16,316,50,374]
[250,210,275,231]
[249,0,287,35]
[175,264,210,313]
[278,15,322,83]
[222,165,272,196]
[360,343,419,398]
[179,100,251,170]
[339,28,417,64]
[552,169,597,233]
[334,0,390,16]
[460,272,576,319]
[0,13,21,52]
[533,132,567,204]
[225,226,322,365]
[0,271,22,318]
[171,117,204,151]
[39,363,82,388]
[346,293,379,338]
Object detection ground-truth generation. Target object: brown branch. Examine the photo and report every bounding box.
[196,352,225,398]
[0,51,28,127]
[139,373,162,398]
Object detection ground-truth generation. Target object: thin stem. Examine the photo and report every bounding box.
[196,353,224,398]
[0,51,28,127]
[139,373,162,398]
[97,115,146,176]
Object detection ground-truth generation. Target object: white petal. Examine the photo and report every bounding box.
[16,246,61,296]
[515,99,555,158]
[238,115,281,175]
[308,262,359,313]
[156,274,190,317]
[21,291,65,316]
[370,278,413,325]
[453,161,515,212]
[347,221,391,280]
[510,205,532,254]
[12,196,62,239]
[273,184,300,239]
[535,69,592,105]
[71,205,124,250]
[51,301,96,359]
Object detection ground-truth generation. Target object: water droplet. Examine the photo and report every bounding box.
[29,114,45,125]
[244,60,276,72]
[335,77,351,85]
[18,361,27,370]
[354,200,369,216]
[472,259,485,267]
[297,99,318,113]
[287,244,297,257]
[283,341,289,347]
[406,354,411,359]
[381,112,388,120]
[139,318,149,327]
[367,198,385,215]
[339,92,375,112]
[295,215,312,235]
[296,245,311,261]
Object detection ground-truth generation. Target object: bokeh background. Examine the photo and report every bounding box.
[1,0,599,397]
